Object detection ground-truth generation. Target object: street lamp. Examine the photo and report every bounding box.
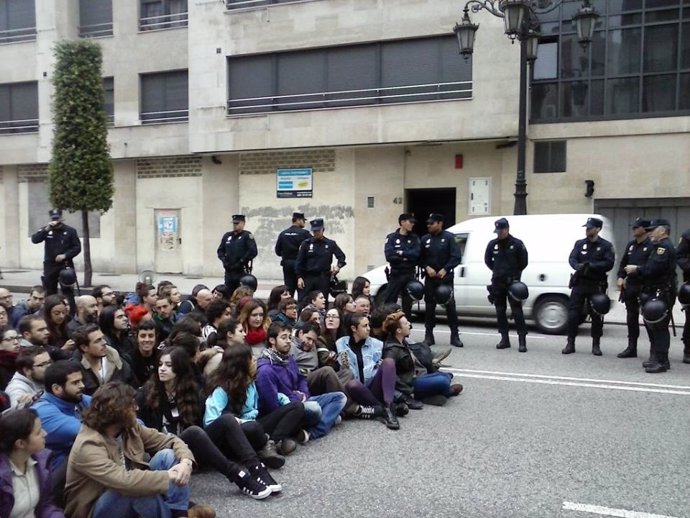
[453,0,599,215]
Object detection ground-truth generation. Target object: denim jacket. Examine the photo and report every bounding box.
[335,336,383,384]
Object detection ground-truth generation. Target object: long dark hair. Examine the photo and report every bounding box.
[44,294,69,344]
[99,305,120,339]
[0,408,39,454]
[144,346,201,429]
[267,285,288,311]
[351,276,370,301]
[206,344,253,415]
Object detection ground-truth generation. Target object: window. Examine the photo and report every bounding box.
[79,0,112,38]
[140,0,187,31]
[140,70,188,124]
[226,0,300,10]
[0,81,38,134]
[103,77,114,124]
[534,141,567,174]
[0,0,36,44]
[531,1,690,121]
[227,36,472,115]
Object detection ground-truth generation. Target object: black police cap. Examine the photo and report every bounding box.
[426,213,445,224]
[49,209,63,220]
[583,217,603,229]
[494,217,509,233]
[631,217,651,229]
[232,214,246,223]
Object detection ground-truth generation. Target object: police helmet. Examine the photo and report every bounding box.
[435,284,453,305]
[239,274,258,292]
[589,293,611,316]
[508,281,529,301]
[405,280,425,302]
[58,267,77,287]
[330,276,348,297]
[642,298,668,324]
[677,283,690,306]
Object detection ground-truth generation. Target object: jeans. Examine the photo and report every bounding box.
[413,371,456,399]
[304,392,347,439]
[91,449,188,518]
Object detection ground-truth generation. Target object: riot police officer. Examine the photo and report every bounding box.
[676,228,690,364]
[382,213,421,319]
[31,209,81,296]
[275,211,311,297]
[562,217,615,356]
[615,217,653,359]
[484,218,529,352]
[295,218,346,306]
[217,214,258,294]
[419,213,462,348]
[624,219,676,373]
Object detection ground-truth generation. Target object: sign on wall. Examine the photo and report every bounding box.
[276,168,313,198]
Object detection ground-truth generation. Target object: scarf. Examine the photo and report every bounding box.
[245,327,267,346]
[262,347,291,366]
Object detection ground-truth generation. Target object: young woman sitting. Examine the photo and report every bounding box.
[238,299,270,359]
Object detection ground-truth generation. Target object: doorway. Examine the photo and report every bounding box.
[405,188,457,236]
[154,209,183,274]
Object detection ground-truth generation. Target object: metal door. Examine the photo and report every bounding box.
[154,209,183,274]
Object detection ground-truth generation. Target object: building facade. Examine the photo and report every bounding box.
[0,0,688,281]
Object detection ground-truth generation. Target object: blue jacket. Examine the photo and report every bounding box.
[32,392,91,471]
[256,355,309,415]
[204,384,259,426]
[335,336,383,384]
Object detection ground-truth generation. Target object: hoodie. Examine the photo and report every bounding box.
[256,353,309,415]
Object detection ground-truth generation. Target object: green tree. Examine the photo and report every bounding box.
[49,40,113,287]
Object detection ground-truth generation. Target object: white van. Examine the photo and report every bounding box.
[364,214,617,335]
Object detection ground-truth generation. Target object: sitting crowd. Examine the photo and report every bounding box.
[0,278,462,517]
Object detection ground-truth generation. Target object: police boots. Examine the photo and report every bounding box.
[450,330,463,348]
[683,344,690,364]
[562,338,575,355]
[617,338,637,358]
[496,333,511,350]
[645,353,670,373]
[592,338,602,356]
[642,347,657,368]
[518,334,527,353]
[422,330,435,347]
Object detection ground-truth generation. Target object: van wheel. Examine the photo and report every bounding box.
[534,295,569,335]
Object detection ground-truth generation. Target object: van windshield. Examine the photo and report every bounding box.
[454,233,468,261]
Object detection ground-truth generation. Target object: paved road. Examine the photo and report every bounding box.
[188,323,690,518]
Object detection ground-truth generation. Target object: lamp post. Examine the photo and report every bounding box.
[453,0,599,215]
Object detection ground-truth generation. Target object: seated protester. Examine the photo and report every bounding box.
[202,299,232,345]
[203,319,246,378]
[166,315,203,348]
[99,305,135,357]
[0,305,9,330]
[353,295,371,318]
[91,284,117,314]
[271,297,297,328]
[137,347,277,499]
[10,285,46,329]
[160,285,183,318]
[239,299,270,359]
[266,285,290,320]
[32,360,91,473]
[298,308,322,330]
[123,320,159,388]
[230,287,254,317]
[154,296,178,343]
[205,344,305,457]
[298,290,326,328]
[211,284,231,303]
[317,308,346,372]
[124,304,152,332]
[257,322,346,442]
[66,295,99,338]
[167,332,208,388]
[43,295,74,357]
[17,315,51,351]
[134,283,158,316]
[156,280,174,299]
[0,408,65,518]
[71,324,134,396]
[333,293,356,317]
[0,326,20,390]
[177,284,208,316]
[187,289,213,327]
[335,314,401,430]
[6,346,51,409]
[64,382,216,518]
[382,312,463,409]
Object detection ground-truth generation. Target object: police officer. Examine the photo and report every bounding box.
[216,214,258,294]
[31,209,81,296]
[615,217,653,359]
[624,219,676,373]
[562,217,615,356]
[419,213,462,348]
[295,218,346,306]
[676,228,690,364]
[382,213,421,319]
[484,217,529,352]
[275,211,311,298]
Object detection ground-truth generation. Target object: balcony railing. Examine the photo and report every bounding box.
[139,12,188,31]
[227,81,472,115]
[0,26,37,44]
[0,118,39,134]
[141,109,188,124]
[79,22,114,38]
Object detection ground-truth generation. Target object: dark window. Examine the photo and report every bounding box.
[534,141,566,174]
[531,1,690,122]
[140,0,187,31]
[79,0,112,38]
[103,77,114,124]
[140,70,188,123]
[226,0,299,10]
[0,0,36,43]
[0,81,38,134]
[227,36,472,115]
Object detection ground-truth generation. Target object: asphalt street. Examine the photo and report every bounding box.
[188,322,690,518]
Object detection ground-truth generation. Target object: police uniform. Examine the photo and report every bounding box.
[295,218,346,305]
[419,213,462,347]
[31,209,81,297]
[675,228,690,363]
[383,213,421,318]
[636,219,676,373]
[563,217,615,355]
[615,218,653,358]
[216,214,258,293]
[275,212,311,297]
[484,218,528,350]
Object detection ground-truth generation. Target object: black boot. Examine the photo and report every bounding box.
[450,332,464,348]
[617,338,637,358]
[683,345,690,364]
[645,352,669,373]
[518,335,527,353]
[422,330,435,346]
[642,347,657,368]
[562,338,575,354]
[377,404,400,430]
[496,333,511,349]
[592,338,602,356]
